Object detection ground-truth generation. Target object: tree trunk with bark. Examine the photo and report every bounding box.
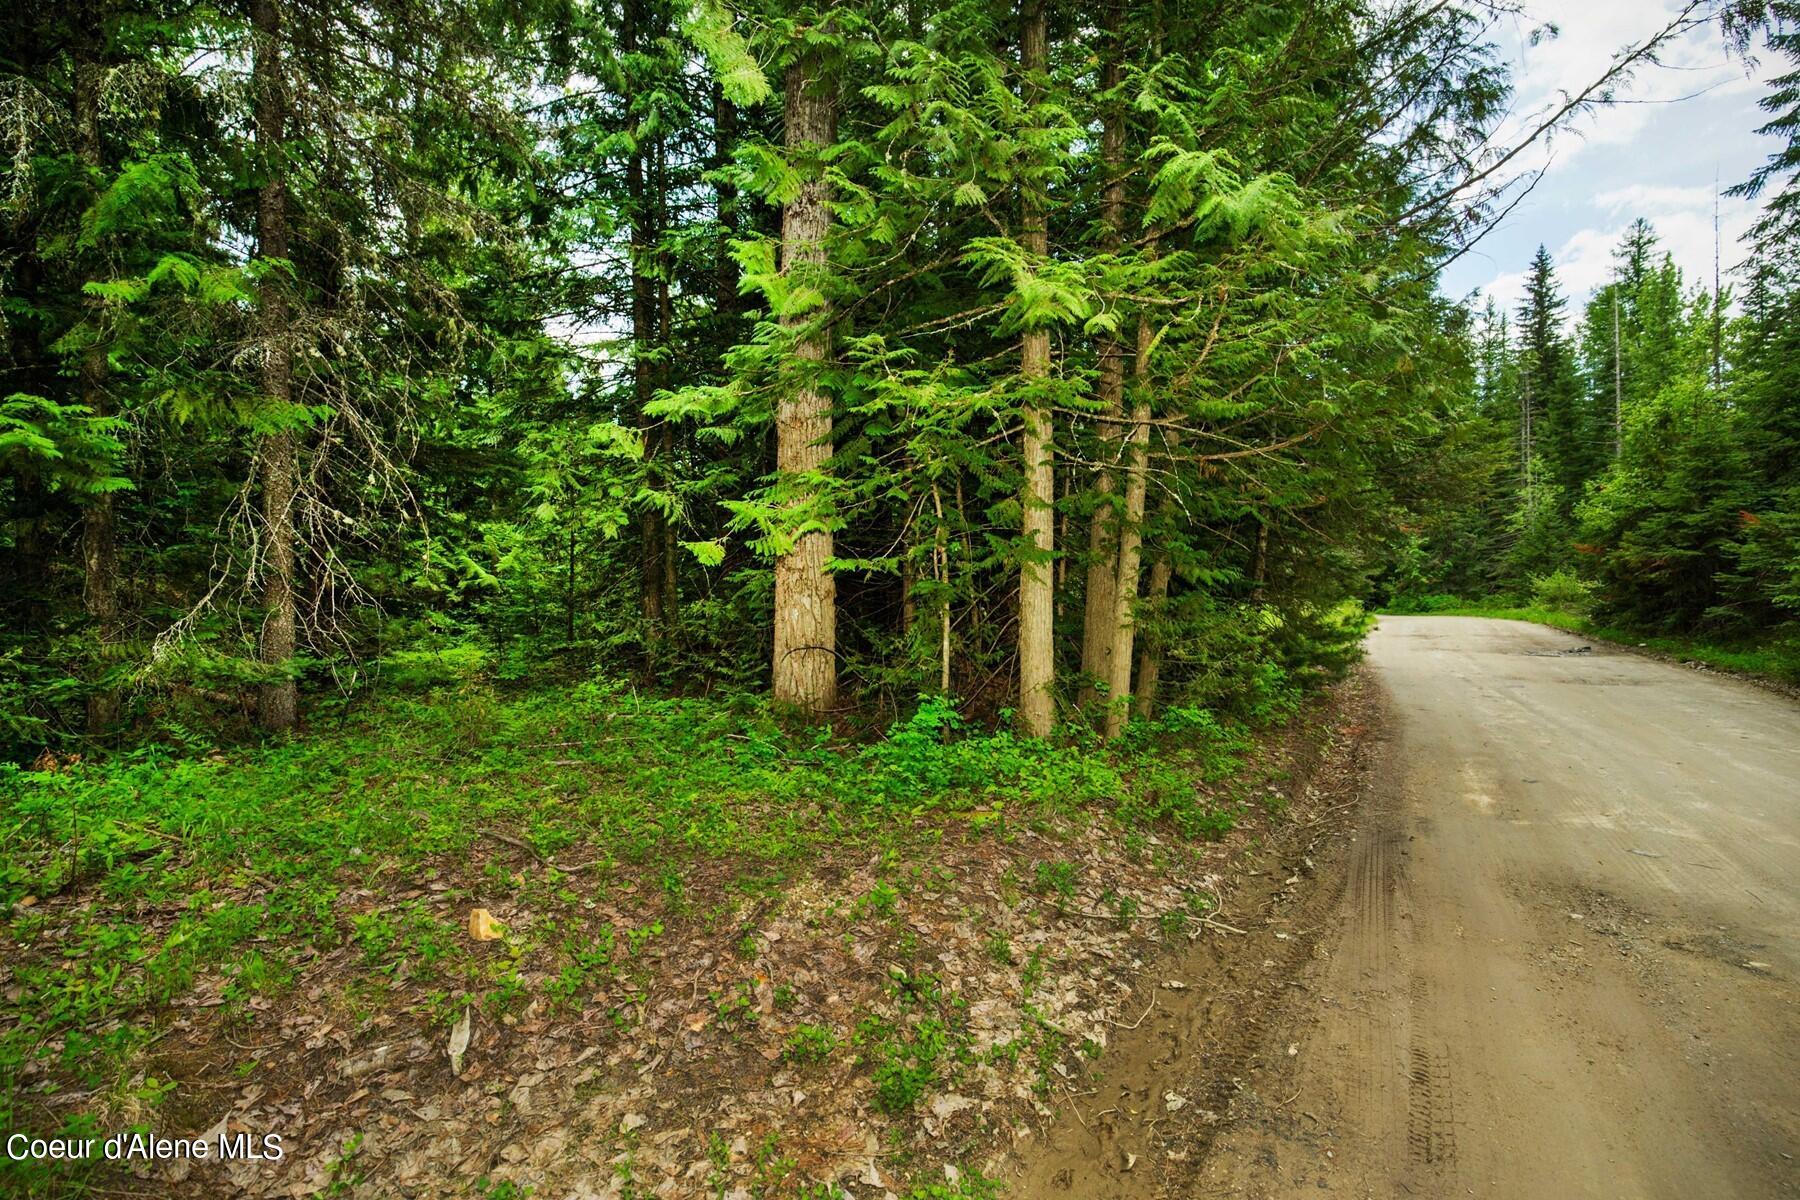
[1133,428,1177,720]
[1078,0,1126,709]
[714,81,739,321]
[932,482,951,694]
[771,48,838,717]
[75,39,121,735]
[625,0,671,663]
[252,0,298,732]
[1104,305,1153,738]
[656,140,679,629]
[1249,521,1269,599]
[1015,0,1055,738]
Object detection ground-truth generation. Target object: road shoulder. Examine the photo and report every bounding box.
[1004,670,1388,1197]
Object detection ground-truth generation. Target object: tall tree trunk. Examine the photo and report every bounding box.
[1015,0,1055,738]
[1078,0,1126,708]
[252,0,298,732]
[1104,301,1153,739]
[900,555,916,637]
[1130,0,1173,723]
[625,0,668,663]
[1133,428,1177,720]
[771,47,837,717]
[655,135,679,631]
[714,81,739,321]
[1620,287,1634,464]
[75,40,121,736]
[932,481,951,694]
[1249,521,1269,599]
[1056,464,1069,601]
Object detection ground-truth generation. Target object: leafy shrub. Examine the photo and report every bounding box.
[0,655,1296,1137]
[379,641,490,690]
[857,695,1126,811]
[1146,595,1353,724]
[1529,568,1595,616]
[1031,860,1078,901]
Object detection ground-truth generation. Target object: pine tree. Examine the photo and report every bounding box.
[249,0,299,732]
[1013,0,1055,737]
[1729,0,1800,252]
[769,24,839,719]
[1515,246,1592,530]
[1077,0,1128,708]
[4,0,1737,758]
[70,22,124,735]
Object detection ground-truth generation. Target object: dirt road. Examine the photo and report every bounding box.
[1014,616,1799,1198]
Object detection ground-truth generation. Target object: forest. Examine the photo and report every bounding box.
[1,0,1797,1195]
[1392,221,1800,664]
[3,0,1796,749]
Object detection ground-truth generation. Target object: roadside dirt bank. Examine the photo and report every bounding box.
[1012,616,1798,1199]
[1003,670,1386,1198]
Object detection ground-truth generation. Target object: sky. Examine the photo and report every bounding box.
[1437,1,1783,322]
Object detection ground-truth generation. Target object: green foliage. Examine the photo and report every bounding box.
[0,0,1526,762]
[684,0,770,107]
[1727,1,1800,252]
[1529,569,1595,617]
[855,695,1127,810]
[0,395,128,497]
[1030,859,1078,902]
[0,671,1278,1147]
[901,1172,1001,1200]
[0,653,81,760]
[0,0,1653,1190]
[784,1022,839,1064]
[856,1014,950,1114]
[1396,220,1797,656]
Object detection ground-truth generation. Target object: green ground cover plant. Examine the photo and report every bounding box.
[0,669,1305,1188]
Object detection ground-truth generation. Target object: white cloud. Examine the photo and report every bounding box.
[1475,190,1760,321]
[1451,0,1779,321]
[1590,183,1718,215]
[1490,2,1762,173]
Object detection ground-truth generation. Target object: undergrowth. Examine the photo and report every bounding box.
[0,674,1301,1192]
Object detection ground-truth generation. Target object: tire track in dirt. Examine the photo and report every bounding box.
[1005,676,1387,1198]
[1015,616,1799,1199]
[1181,617,1798,1199]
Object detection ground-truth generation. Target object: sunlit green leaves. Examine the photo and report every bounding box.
[685,0,771,107]
[0,394,129,496]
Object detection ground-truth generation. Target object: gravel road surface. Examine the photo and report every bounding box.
[1016,616,1799,1198]
[1200,616,1799,1198]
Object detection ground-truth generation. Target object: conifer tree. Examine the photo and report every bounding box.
[1515,246,1591,525]
[249,0,299,731]
[1078,0,1128,708]
[1013,0,1055,737]
[5,0,1776,757]
[770,23,840,718]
